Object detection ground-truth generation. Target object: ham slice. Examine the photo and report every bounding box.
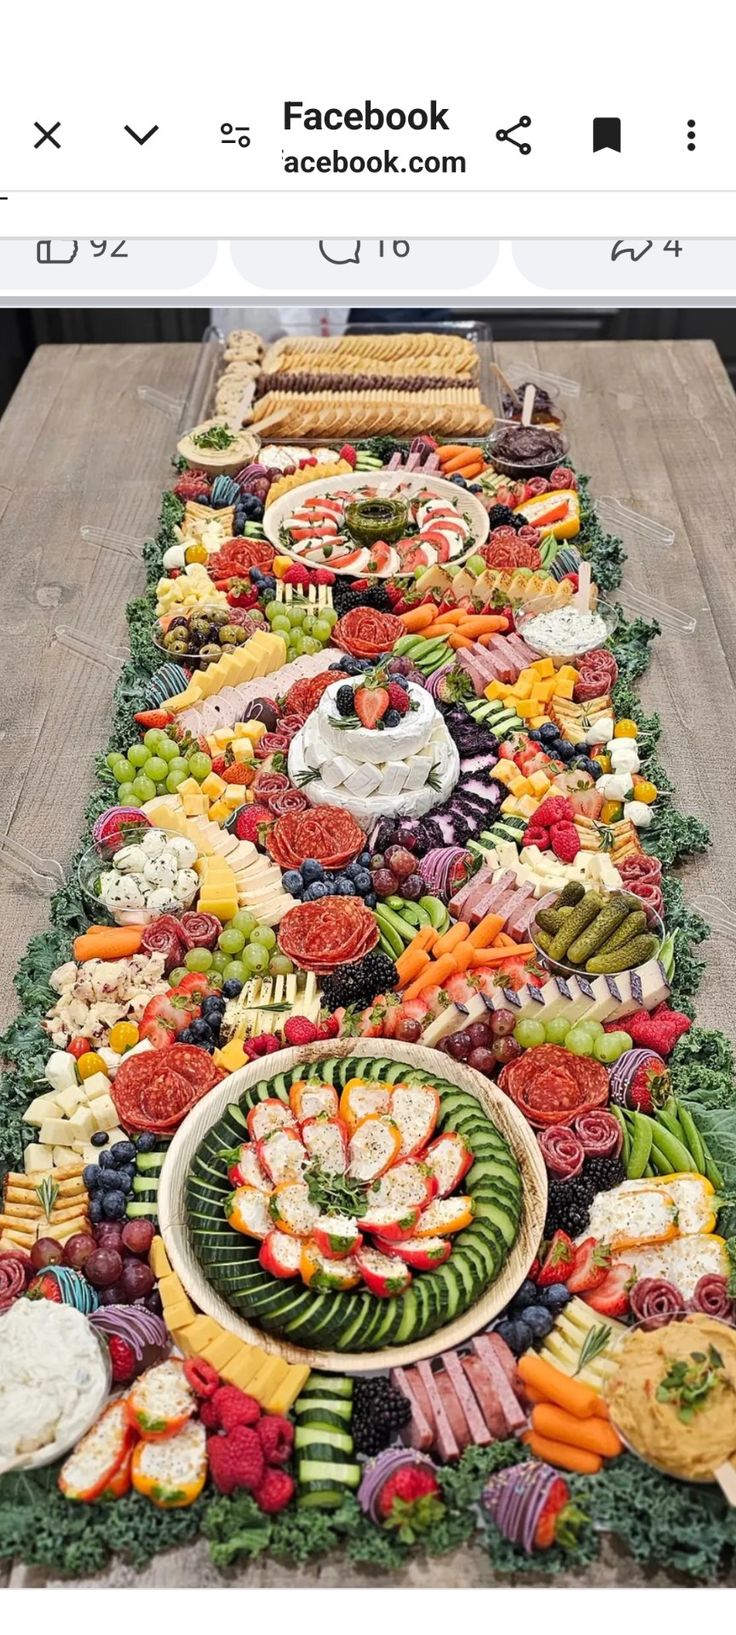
[511,889,557,941]
[461,1354,507,1439]
[436,1370,471,1452]
[471,1334,526,1433]
[504,633,539,668]
[441,1351,493,1446]
[390,1366,434,1452]
[449,864,494,918]
[417,1360,460,1462]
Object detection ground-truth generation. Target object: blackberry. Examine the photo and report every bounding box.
[321,950,397,1012]
[351,1376,411,1457]
[332,582,394,618]
[336,684,356,718]
[544,1175,593,1239]
[584,1154,626,1195]
[487,504,516,528]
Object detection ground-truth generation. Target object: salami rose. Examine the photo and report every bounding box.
[253,772,290,798]
[537,1125,585,1179]
[0,1251,31,1312]
[178,911,221,951]
[499,1044,609,1127]
[256,731,289,759]
[690,1275,734,1322]
[332,607,404,660]
[573,1110,623,1159]
[630,1278,687,1330]
[141,915,186,973]
[267,789,310,817]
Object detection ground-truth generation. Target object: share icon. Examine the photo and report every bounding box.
[495,116,532,156]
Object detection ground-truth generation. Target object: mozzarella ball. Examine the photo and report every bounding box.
[166,835,198,870]
[113,843,149,875]
[140,828,169,859]
[145,886,181,914]
[624,800,653,829]
[174,868,200,906]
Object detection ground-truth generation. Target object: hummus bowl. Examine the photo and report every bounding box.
[605,1311,736,1485]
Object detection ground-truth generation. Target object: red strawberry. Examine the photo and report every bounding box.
[538,1230,575,1286]
[386,683,410,716]
[207,1425,265,1495]
[254,1468,295,1514]
[211,756,228,776]
[222,764,254,785]
[566,1237,612,1294]
[550,822,581,863]
[376,1465,444,1541]
[26,1272,63,1302]
[134,709,174,729]
[234,805,273,843]
[615,1051,669,1113]
[317,1015,340,1040]
[534,1478,587,1550]
[584,1262,633,1318]
[338,443,357,468]
[354,683,389,729]
[284,1017,320,1046]
[256,1414,294,1465]
[107,1335,137,1384]
[211,1385,261,1432]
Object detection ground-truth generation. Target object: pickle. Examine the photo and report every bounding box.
[585,932,660,974]
[557,881,586,909]
[567,893,632,965]
[535,908,562,934]
[535,928,555,955]
[598,909,647,952]
[548,892,604,962]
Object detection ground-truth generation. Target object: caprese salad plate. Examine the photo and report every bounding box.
[263,470,490,577]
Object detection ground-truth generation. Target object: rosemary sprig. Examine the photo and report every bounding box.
[574,1322,612,1376]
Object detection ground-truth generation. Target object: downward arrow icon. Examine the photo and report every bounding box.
[124,124,159,145]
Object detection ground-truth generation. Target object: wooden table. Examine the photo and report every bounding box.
[2,338,736,1589]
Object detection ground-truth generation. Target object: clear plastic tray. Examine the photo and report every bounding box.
[138,324,225,433]
[492,360,580,428]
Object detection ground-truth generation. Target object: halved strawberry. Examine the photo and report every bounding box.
[566,1237,612,1294]
[583,1261,633,1318]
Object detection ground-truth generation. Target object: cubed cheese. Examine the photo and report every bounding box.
[342,763,382,798]
[23,1094,63,1126]
[81,1072,113,1101]
[90,1095,119,1132]
[376,761,409,797]
[67,1105,96,1141]
[55,1085,85,1117]
[24,1143,54,1174]
[39,1117,75,1149]
[319,755,353,789]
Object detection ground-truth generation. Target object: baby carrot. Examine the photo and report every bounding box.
[431,921,470,959]
[466,942,534,967]
[415,926,439,951]
[430,607,466,624]
[447,632,475,650]
[455,615,510,637]
[395,948,431,988]
[531,1404,623,1459]
[491,931,517,947]
[466,913,505,950]
[401,953,458,1000]
[517,1353,601,1420]
[400,605,437,632]
[443,450,484,474]
[436,445,467,462]
[521,1430,602,1477]
[73,927,144,962]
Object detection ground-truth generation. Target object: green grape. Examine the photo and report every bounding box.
[106,750,122,771]
[143,756,168,783]
[265,602,282,624]
[243,944,269,974]
[289,633,305,656]
[230,909,257,936]
[166,768,188,793]
[594,1029,632,1064]
[288,604,307,627]
[565,1025,597,1057]
[158,738,181,763]
[514,1018,546,1049]
[251,926,276,951]
[222,959,247,984]
[269,954,294,977]
[126,743,149,769]
[143,728,165,751]
[189,752,212,782]
[582,1018,605,1042]
[168,756,188,774]
[169,966,187,987]
[466,555,486,576]
[185,947,214,972]
[132,774,157,802]
[211,950,230,973]
[312,619,331,644]
[117,782,137,804]
[218,927,246,956]
[322,607,338,628]
[301,637,320,655]
[125,793,142,807]
[544,1015,572,1044]
[272,616,291,635]
[112,758,132,783]
[302,615,316,636]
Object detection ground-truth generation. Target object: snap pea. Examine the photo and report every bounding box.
[649,1121,696,1174]
[700,1140,724,1192]
[675,1103,705,1175]
[656,1099,688,1144]
[568,895,632,965]
[627,1110,654,1179]
[598,910,647,953]
[610,1105,630,1170]
[548,893,604,962]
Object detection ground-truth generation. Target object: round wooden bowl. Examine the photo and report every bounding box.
[158,1038,547,1373]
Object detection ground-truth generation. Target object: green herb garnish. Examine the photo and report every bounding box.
[655,1344,726,1423]
[192,425,236,451]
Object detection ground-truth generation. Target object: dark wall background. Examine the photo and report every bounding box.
[1,308,736,419]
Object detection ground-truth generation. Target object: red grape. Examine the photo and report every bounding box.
[468,1046,496,1075]
[94,1222,124,1248]
[490,1008,517,1039]
[445,1030,472,1061]
[395,1017,422,1044]
[62,1232,97,1270]
[99,1283,127,1306]
[121,1219,155,1256]
[400,873,424,902]
[384,846,416,882]
[373,869,397,900]
[121,1260,155,1300]
[466,1021,493,1050]
[491,1037,523,1064]
[85,1247,123,1288]
[30,1237,63,1270]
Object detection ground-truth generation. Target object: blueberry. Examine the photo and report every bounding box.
[136,1131,157,1153]
[384,710,401,727]
[83,1164,101,1191]
[527,729,542,741]
[539,723,559,744]
[222,979,243,999]
[301,859,325,884]
[189,1018,213,1043]
[509,1278,538,1314]
[496,1318,532,1356]
[556,740,576,763]
[359,852,372,867]
[116,1172,135,1195]
[587,760,602,781]
[98,1149,116,1170]
[354,870,373,894]
[178,1027,195,1043]
[90,1130,109,1148]
[334,877,356,895]
[89,1195,103,1224]
[522,1305,555,1340]
[111,1140,137,1166]
[305,880,329,900]
[202,994,226,1016]
[345,861,362,879]
[539,1282,571,1312]
[450,475,467,487]
[102,1190,126,1220]
[338,657,363,676]
[391,675,409,691]
[364,892,377,908]
[282,869,303,894]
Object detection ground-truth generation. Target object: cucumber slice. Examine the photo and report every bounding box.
[298,1373,354,1401]
[298,1460,361,1489]
[294,1427,354,1456]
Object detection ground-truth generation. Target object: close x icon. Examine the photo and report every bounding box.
[34,120,62,149]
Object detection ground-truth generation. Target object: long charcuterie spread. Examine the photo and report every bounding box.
[1,326,735,1583]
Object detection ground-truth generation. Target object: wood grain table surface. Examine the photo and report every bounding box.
[2,336,735,1590]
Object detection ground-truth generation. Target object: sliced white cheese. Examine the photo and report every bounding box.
[343,763,382,798]
[403,758,430,793]
[377,761,409,797]
[23,1094,63,1127]
[319,755,354,789]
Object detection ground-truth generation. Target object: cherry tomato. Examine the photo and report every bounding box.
[76,1050,107,1081]
[68,1036,93,1060]
[109,1021,140,1054]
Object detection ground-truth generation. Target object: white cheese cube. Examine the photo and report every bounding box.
[421,1005,465,1048]
[403,758,430,793]
[23,1094,62,1126]
[578,974,630,1024]
[558,977,598,1022]
[319,755,353,789]
[90,1095,120,1132]
[80,1072,112,1101]
[377,761,409,797]
[67,1105,96,1141]
[53,1144,80,1167]
[536,977,576,1021]
[343,763,382,798]
[39,1116,76,1149]
[56,1084,85,1117]
[24,1143,54,1174]
[629,959,670,1012]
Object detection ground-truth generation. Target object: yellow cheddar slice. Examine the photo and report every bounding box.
[149,1236,172,1279]
[220,1346,266,1391]
[174,1315,222,1356]
[265,1364,312,1415]
[201,1330,244,1372]
[247,1355,290,1405]
[165,1296,198,1330]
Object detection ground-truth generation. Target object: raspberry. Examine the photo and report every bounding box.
[284,565,310,587]
[254,1468,295,1514]
[211,756,227,776]
[338,443,357,467]
[523,827,549,851]
[223,764,254,785]
[234,805,272,842]
[107,1335,137,1384]
[183,1357,220,1398]
[386,683,409,716]
[207,1425,265,1495]
[211,1385,261,1432]
[284,1017,320,1046]
[248,1032,280,1057]
[199,1399,221,1429]
[257,1414,294,1466]
[550,822,581,862]
[534,795,574,828]
[312,568,335,586]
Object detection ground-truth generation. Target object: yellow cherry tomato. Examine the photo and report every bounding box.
[600,799,624,824]
[76,1050,107,1081]
[273,555,294,580]
[632,779,657,805]
[592,752,612,773]
[614,719,638,738]
[109,1021,140,1054]
[185,543,208,565]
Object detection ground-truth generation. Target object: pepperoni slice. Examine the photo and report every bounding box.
[332,608,404,660]
[278,896,378,972]
[500,1044,609,1127]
